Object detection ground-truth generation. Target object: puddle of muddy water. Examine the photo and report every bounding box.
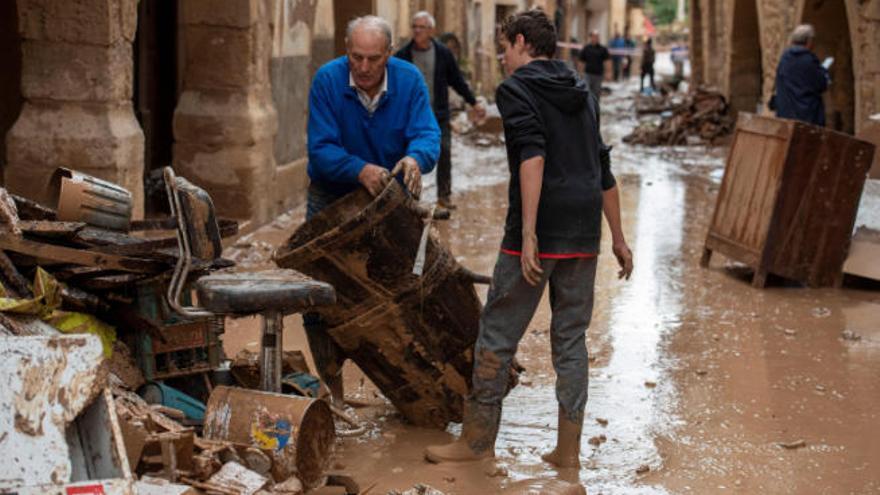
[223,53,880,494]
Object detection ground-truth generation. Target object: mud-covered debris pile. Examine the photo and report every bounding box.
[624,88,734,146]
[0,182,345,494]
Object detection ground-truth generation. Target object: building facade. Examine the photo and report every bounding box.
[690,0,880,135]
[1,0,412,228]
[1,0,645,229]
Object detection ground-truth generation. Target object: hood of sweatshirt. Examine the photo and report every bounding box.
[511,59,591,113]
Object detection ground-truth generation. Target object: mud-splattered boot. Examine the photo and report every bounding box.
[424,401,501,463]
[541,407,584,468]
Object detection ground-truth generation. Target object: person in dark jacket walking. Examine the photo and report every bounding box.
[578,30,609,99]
[640,37,656,93]
[774,24,829,127]
[425,9,633,467]
[396,11,486,211]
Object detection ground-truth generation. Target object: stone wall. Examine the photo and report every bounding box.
[689,0,703,86]
[5,0,145,216]
[173,0,278,225]
[269,0,321,215]
[692,0,880,134]
[312,0,335,73]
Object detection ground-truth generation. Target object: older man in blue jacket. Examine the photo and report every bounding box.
[305,15,440,404]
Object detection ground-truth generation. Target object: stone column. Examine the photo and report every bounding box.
[173,0,278,226]
[5,0,144,216]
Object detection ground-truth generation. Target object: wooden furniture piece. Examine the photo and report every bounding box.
[701,113,875,288]
[275,180,497,429]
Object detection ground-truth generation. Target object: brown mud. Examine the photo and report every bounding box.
[222,56,880,494]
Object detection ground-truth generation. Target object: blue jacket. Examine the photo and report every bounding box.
[307,56,440,196]
[774,46,828,127]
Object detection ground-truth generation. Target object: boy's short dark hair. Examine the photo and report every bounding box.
[500,9,557,59]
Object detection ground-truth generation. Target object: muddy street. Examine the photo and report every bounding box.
[224,70,880,494]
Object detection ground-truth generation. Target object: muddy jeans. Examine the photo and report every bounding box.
[472,254,597,422]
[302,183,347,385]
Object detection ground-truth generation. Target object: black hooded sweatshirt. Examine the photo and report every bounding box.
[496,59,615,255]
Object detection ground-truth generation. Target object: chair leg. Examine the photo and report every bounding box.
[261,311,283,393]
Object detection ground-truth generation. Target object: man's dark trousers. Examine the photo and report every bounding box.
[436,118,453,202]
[302,184,346,391]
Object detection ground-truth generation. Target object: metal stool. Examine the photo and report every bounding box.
[163,167,335,392]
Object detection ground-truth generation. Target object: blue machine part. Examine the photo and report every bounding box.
[139,381,206,422]
[281,371,322,398]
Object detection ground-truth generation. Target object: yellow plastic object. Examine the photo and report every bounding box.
[0,267,115,356]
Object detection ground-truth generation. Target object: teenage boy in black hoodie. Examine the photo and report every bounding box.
[424,9,633,467]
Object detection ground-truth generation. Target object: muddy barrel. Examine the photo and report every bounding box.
[203,386,334,489]
[274,183,483,429]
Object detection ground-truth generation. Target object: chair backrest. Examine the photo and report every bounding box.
[163,167,220,318]
[167,171,223,261]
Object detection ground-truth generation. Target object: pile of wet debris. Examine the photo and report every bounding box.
[624,88,735,146]
[0,171,356,494]
[0,324,348,494]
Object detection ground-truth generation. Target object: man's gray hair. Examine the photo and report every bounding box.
[412,11,436,28]
[346,15,393,50]
[790,24,815,45]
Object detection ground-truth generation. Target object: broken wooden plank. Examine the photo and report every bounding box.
[0,235,167,273]
[18,220,87,238]
[1,188,21,235]
[0,251,31,298]
[10,193,55,221]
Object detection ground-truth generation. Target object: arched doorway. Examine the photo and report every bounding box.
[0,0,22,185]
[334,0,373,57]
[801,0,855,134]
[727,0,763,114]
[134,0,179,214]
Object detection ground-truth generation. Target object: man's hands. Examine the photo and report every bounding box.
[358,163,391,196]
[612,240,633,280]
[521,230,544,286]
[358,157,422,198]
[396,156,422,199]
[470,102,487,122]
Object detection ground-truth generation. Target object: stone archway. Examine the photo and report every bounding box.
[5,0,144,216]
[727,0,763,114]
[801,0,855,134]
